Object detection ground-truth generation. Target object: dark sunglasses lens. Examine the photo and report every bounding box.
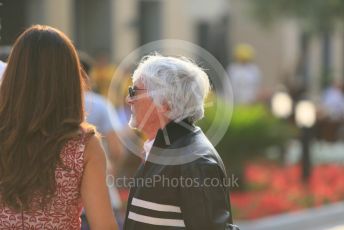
[129,87,135,97]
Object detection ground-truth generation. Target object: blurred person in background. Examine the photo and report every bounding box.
[79,51,125,229]
[321,80,344,121]
[0,60,6,78]
[108,65,133,126]
[0,46,11,62]
[227,43,262,105]
[0,45,8,78]
[0,25,117,229]
[90,51,132,125]
[316,79,344,141]
[91,52,116,96]
[80,51,125,175]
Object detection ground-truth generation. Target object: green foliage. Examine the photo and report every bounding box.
[223,105,293,153]
[198,99,296,185]
[200,101,295,156]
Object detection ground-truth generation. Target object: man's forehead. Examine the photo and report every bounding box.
[133,80,144,87]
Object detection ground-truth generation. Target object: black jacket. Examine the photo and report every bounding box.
[124,119,239,230]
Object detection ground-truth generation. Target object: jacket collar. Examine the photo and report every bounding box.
[153,118,197,148]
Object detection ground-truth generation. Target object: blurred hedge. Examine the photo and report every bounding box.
[198,98,297,188]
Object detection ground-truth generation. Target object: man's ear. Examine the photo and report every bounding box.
[158,100,171,113]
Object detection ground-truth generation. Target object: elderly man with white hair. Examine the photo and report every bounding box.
[124,55,238,230]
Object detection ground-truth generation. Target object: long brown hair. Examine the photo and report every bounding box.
[0,25,88,210]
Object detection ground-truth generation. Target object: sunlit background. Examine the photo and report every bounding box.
[2,0,344,229]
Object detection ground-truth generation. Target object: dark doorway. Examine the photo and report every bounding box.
[0,0,27,46]
[74,0,112,57]
[138,1,161,46]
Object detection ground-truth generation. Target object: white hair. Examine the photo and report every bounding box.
[132,54,210,123]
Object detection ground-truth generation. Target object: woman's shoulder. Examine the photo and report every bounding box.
[68,123,98,145]
[79,122,97,136]
[59,123,98,166]
[77,123,105,165]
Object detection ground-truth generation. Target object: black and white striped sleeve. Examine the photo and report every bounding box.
[127,197,186,228]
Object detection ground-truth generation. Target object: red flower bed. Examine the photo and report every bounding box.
[231,163,344,220]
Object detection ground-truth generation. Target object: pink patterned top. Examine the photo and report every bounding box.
[0,129,94,229]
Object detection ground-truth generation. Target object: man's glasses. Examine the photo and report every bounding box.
[128,86,146,98]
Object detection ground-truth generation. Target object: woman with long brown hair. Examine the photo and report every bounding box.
[0,25,118,229]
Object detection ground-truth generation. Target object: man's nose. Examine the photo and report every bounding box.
[126,95,134,105]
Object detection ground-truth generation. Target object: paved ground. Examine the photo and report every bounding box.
[236,201,344,230]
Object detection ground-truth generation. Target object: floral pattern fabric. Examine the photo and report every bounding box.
[0,130,92,229]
